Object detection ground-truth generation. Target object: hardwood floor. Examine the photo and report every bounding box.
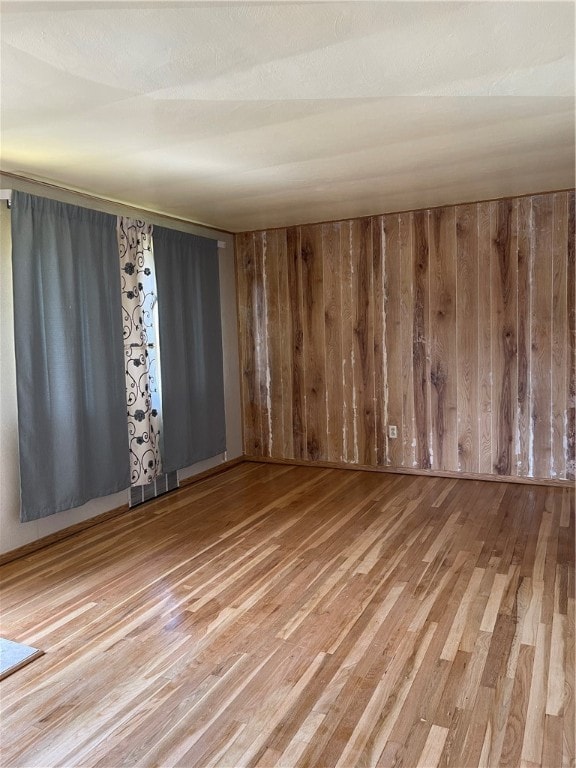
[0,462,573,767]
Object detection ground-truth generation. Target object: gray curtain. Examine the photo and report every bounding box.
[154,227,225,473]
[11,192,130,521]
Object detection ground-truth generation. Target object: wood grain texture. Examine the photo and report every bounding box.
[566,191,575,482]
[517,196,533,477]
[351,217,376,466]
[236,231,262,455]
[276,229,294,459]
[382,214,402,467]
[551,193,569,480]
[246,455,570,488]
[287,226,306,459]
[323,222,344,463]
[262,230,283,458]
[531,196,554,480]
[341,220,356,463]
[400,211,417,468]
[254,232,272,457]
[456,203,479,473]
[412,209,432,470]
[301,224,327,461]
[236,190,575,481]
[372,215,387,466]
[1,462,573,767]
[429,206,458,472]
[492,199,518,477]
[478,201,495,475]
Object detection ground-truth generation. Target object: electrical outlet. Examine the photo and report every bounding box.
[388,425,398,439]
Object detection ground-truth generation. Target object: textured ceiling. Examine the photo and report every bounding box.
[1,1,574,232]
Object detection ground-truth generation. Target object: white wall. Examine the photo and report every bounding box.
[0,177,242,555]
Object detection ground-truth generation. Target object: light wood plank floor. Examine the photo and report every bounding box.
[0,463,574,767]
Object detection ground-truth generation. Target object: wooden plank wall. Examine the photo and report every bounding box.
[236,191,575,482]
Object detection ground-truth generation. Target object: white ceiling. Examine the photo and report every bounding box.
[1,1,574,232]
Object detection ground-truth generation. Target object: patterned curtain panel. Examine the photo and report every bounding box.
[117,217,162,485]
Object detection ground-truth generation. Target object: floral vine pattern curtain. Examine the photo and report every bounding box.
[117,217,163,485]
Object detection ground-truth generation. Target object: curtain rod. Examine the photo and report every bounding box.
[0,173,230,247]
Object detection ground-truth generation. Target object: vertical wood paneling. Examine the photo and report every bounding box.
[456,204,479,473]
[236,190,575,482]
[236,231,262,455]
[323,222,344,463]
[263,230,284,458]
[276,229,294,459]
[287,226,306,459]
[531,196,553,479]
[400,212,416,467]
[372,216,388,465]
[429,207,457,471]
[340,221,356,463]
[351,218,376,466]
[567,191,575,481]
[254,233,271,456]
[301,225,327,461]
[412,210,431,469]
[491,200,518,476]
[478,202,494,474]
[551,193,568,479]
[382,214,403,467]
[516,197,532,476]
